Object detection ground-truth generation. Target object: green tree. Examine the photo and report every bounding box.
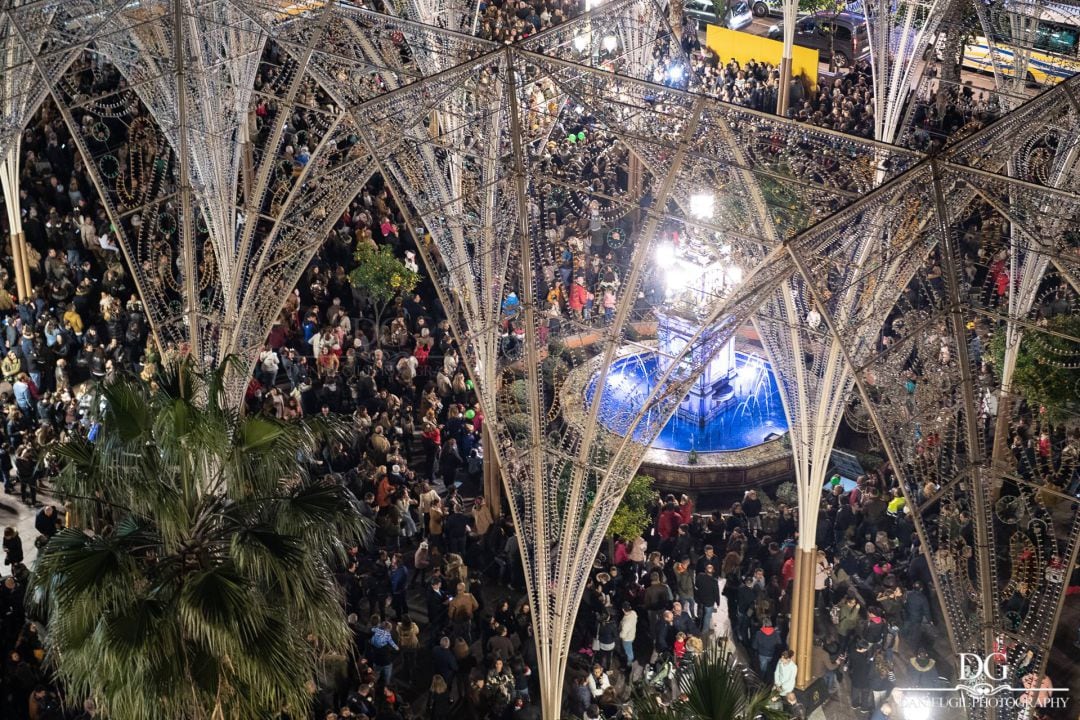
[348,243,420,346]
[31,360,370,720]
[607,474,655,540]
[991,314,1080,422]
[631,648,788,720]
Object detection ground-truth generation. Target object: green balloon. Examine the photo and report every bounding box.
[466,379,475,390]
[567,134,576,143]
[577,131,586,141]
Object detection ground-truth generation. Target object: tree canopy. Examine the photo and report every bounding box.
[991,313,1080,422]
[30,360,370,720]
[607,474,656,540]
[349,242,421,308]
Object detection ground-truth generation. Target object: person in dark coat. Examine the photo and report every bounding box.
[694,563,720,631]
[428,673,453,715]
[34,505,61,538]
[753,617,783,676]
[735,575,758,645]
[652,610,675,659]
[427,578,449,631]
[848,639,875,712]
[431,636,458,687]
[566,675,592,719]
[2,528,23,567]
[901,581,931,643]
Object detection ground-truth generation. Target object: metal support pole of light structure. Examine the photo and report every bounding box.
[174,0,200,361]
[928,161,997,662]
[471,0,483,36]
[240,113,254,208]
[1007,10,1034,95]
[776,0,798,117]
[0,141,28,301]
[788,544,817,688]
[628,153,642,232]
[783,241,959,656]
[505,49,560,720]
[670,0,685,41]
[1035,516,1080,680]
[483,423,502,519]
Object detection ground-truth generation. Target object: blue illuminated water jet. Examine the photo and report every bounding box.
[584,351,788,453]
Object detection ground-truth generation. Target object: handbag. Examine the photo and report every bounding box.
[829,604,841,625]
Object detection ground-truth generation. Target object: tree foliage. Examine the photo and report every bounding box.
[607,474,656,540]
[990,314,1080,422]
[30,359,370,720]
[630,647,787,720]
[348,243,420,307]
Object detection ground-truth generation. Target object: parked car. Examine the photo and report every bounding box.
[751,0,781,17]
[751,0,811,18]
[685,0,755,31]
[766,11,870,67]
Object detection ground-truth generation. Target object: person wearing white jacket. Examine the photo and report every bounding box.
[773,650,797,701]
[586,663,611,699]
[619,602,638,667]
[709,577,735,656]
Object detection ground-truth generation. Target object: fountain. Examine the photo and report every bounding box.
[574,197,793,495]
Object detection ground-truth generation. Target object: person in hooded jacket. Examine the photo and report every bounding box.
[753,617,782,676]
[861,605,887,648]
[907,648,938,688]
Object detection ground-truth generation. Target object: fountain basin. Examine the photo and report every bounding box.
[562,341,795,499]
[584,351,789,452]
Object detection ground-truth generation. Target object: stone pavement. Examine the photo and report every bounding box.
[0,488,58,571]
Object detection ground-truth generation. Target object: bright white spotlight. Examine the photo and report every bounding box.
[602,35,618,52]
[689,192,715,219]
[573,34,588,52]
[725,265,743,286]
[665,262,695,294]
[585,0,606,9]
[903,705,931,720]
[655,242,676,268]
[667,64,684,83]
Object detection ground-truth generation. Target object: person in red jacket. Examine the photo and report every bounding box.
[780,549,795,593]
[658,497,681,541]
[568,277,588,319]
[678,494,694,525]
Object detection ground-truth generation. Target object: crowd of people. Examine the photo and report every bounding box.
[0,6,1074,720]
[687,46,878,138]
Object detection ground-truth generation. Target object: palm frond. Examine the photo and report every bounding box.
[631,648,789,720]
[34,359,359,720]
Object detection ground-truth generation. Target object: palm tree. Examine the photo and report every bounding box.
[630,647,790,720]
[30,359,370,720]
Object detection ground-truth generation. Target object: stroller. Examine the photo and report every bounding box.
[643,652,676,694]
